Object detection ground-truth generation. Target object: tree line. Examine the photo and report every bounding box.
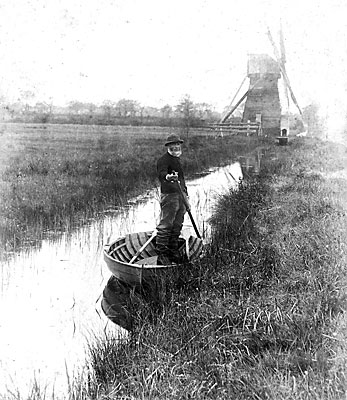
[0,94,222,127]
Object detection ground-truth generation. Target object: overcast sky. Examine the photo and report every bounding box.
[0,0,346,127]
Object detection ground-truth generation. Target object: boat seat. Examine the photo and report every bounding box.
[124,231,157,259]
[136,256,159,265]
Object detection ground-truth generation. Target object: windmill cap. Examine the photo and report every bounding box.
[164,134,184,146]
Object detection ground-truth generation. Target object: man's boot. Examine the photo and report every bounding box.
[156,231,172,265]
[167,235,182,263]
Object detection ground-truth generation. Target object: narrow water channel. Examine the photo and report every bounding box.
[0,162,244,398]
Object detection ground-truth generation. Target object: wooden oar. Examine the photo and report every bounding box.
[176,181,201,239]
[129,230,157,264]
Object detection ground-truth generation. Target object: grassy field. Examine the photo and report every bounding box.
[77,136,347,399]
[0,123,261,254]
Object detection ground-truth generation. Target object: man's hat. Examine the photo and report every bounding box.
[165,134,184,146]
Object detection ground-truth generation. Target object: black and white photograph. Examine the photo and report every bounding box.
[0,0,346,398]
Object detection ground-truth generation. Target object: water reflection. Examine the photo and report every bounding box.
[0,162,242,398]
[239,148,265,177]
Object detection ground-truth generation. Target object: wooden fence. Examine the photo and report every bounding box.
[206,122,262,136]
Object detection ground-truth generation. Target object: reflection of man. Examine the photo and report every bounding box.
[156,134,187,264]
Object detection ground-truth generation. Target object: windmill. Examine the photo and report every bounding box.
[219,25,302,137]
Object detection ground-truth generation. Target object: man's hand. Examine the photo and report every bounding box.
[166,171,178,182]
[183,194,191,211]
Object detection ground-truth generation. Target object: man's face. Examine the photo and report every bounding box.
[168,142,181,153]
[167,142,182,157]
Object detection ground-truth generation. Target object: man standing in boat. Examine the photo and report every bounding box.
[156,134,188,264]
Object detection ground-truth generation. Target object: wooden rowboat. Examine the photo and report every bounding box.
[103,231,203,286]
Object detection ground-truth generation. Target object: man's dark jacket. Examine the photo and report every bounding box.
[157,152,188,195]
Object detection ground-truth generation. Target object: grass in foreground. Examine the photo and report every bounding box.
[82,137,347,399]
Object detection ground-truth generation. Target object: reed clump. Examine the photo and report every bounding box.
[84,137,347,399]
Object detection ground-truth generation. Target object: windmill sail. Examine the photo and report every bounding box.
[279,23,286,65]
[267,28,302,116]
[279,24,290,108]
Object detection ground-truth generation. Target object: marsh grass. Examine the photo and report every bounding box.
[0,123,259,253]
[81,137,347,399]
[3,129,347,399]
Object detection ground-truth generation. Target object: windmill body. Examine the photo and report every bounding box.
[242,54,282,136]
[216,27,302,138]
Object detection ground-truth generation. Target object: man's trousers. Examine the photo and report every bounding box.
[156,192,186,255]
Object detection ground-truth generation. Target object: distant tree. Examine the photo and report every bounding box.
[7,101,25,117]
[302,102,323,137]
[139,106,145,124]
[287,112,304,133]
[48,97,54,116]
[143,106,161,118]
[102,100,116,119]
[195,102,213,120]
[34,102,50,114]
[32,102,53,122]
[176,94,196,137]
[161,104,173,119]
[68,101,88,115]
[130,100,141,117]
[85,102,97,116]
[116,99,140,117]
[20,90,36,114]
